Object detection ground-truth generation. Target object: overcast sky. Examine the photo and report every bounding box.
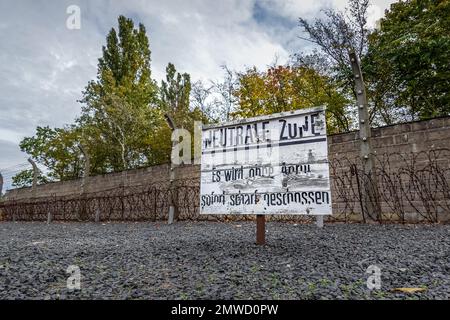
[0,0,396,188]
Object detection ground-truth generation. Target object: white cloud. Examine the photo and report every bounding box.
[258,0,328,20]
[0,0,397,173]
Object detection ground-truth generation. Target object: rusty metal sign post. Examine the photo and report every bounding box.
[256,215,265,245]
[200,107,332,245]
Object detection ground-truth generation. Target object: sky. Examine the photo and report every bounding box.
[0,0,396,190]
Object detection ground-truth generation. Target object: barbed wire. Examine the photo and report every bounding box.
[0,149,449,223]
[0,162,31,174]
[0,179,200,221]
[329,148,450,223]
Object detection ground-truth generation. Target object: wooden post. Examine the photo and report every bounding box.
[256,215,265,245]
[348,51,381,222]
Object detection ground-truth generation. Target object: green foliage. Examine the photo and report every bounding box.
[232,64,350,133]
[299,0,450,124]
[160,63,191,117]
[366,0,450,119]
[160,62,206,129]
[158,62,206,159]
[11,169,50,188]
[18,126,83,181]
[14,3,450,186]
[14,16,207,184]
[79,15,162,172]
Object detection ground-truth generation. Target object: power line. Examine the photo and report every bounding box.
[1,168,30,175]
[1,166,31,175]
[0,164,31,174]
[0,162,31,170]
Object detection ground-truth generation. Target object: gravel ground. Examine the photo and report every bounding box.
[0,221,449,300]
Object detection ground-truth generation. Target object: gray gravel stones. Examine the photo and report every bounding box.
[0,221,449,300]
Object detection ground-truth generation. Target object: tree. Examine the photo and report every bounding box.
[297,0,390,126]
[231,64,350,133]
[190,66,240,123]
[12,169,49,188]
[15,126,83,183]
[191,80,220,122]
[298,0,450,125]
[79,15,162,171]
[366,0,450,120]
[159,62,207,129]
[210,65,239,122]
[13,16,174,185]
[158,63,207,161]
[160,63,195,128]
[298,0,370,93]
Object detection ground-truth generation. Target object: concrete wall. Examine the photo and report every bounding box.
[5,163,201,200]
[4,116,450,222]
[6,164,170,199]
[327,116,450,222]
[328,116,450,159]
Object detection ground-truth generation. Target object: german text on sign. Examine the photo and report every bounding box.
[200,106,332,215]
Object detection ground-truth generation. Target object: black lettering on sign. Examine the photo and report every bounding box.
[262,191,330,207]
[211,167,220,182]
[311,113,321,136]
[262,121,270,142]
[223,166,244,181]
[228,127,235,146]
[245,124,258,144]
[288,123,297,139]
[281,163,311,175]
[230,191,260,206]
[279,119,288,140]
[236,126,244,145]
[201,192,226,207]
[220,128,227,147]
[303,115,309,132]
[202,112,324,150]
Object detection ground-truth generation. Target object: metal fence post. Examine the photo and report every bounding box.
[95,206,100,223]
[315,215,324,228]
[168,166,178,224]
[47,211,52,224]
[28,158,38,198]
[28,158,38,220]
[165,114,179,224]
[0,172,3,221]
[0,172,3,197]
[348,51,381,222]
[79,145,90,221]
